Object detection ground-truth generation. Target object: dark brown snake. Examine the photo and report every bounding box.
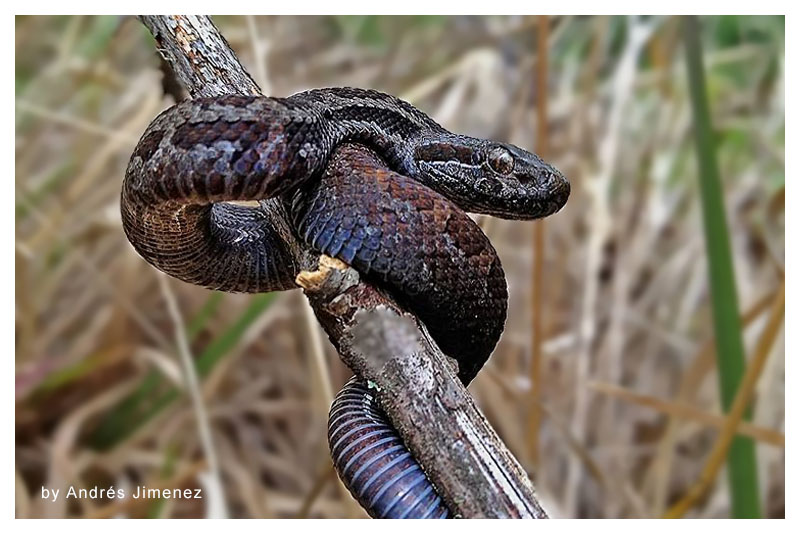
[121,87,569,518]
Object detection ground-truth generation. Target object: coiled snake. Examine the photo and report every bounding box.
[121,87,569,518]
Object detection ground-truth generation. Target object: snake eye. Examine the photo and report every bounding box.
[488,147,514,174]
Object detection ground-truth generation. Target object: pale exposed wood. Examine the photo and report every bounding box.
[139,16,261,98]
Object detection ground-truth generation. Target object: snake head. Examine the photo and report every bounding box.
[409,134,570,220]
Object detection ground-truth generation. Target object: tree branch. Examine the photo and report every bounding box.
[137,15,547,518]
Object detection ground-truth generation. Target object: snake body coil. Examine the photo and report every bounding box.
[122,87,569,518]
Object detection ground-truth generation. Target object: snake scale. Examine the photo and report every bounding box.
[121,87,569,518]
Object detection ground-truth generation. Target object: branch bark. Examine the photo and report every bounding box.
[137,15,547,519]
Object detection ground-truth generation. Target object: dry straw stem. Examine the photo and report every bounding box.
[589,382,784,447]
[245,15,270,94]
[299,294,362,518]
[664,279,784,518]
[158,274,228,518]
[15,100,140,145]
[527,14,549,471]
[295,464,337,518]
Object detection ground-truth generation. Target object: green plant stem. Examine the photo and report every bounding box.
[682,15,761,518]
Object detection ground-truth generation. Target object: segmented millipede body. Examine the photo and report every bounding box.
[328,378,451,519]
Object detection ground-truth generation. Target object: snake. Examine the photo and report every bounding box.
[121,87,569,518]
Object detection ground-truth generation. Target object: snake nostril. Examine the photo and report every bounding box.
[544,171,565,191]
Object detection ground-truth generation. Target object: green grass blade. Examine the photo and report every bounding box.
[195,292,276,375]
[187,292,225,342]
[682,15,761,518]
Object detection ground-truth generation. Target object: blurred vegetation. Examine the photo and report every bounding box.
[15,15,784,518]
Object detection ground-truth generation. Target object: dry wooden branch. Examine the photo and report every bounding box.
[137,14,547,518]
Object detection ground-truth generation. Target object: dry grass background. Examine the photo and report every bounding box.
[15,15,784,518]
